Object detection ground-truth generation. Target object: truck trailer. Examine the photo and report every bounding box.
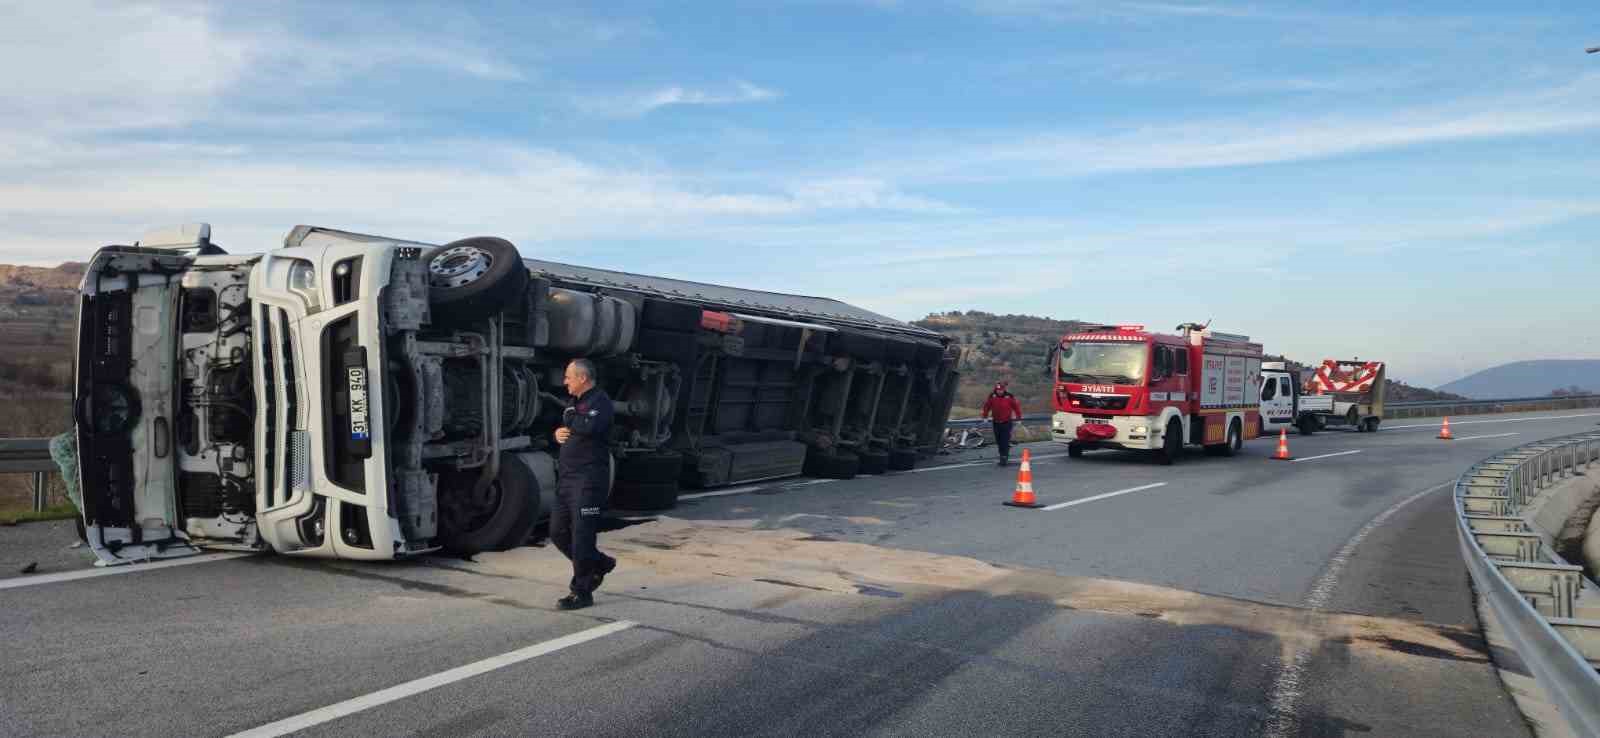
[71,225,960,564]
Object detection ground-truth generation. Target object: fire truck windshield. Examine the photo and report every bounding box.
[1058,342,1147,385]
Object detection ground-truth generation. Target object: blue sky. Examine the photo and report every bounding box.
[2,1,1597,387]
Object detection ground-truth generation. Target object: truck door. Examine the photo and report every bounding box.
[1259,372,1295,432]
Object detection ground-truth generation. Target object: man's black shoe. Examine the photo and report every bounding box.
[557,592,594,610]
[593,558,617,591]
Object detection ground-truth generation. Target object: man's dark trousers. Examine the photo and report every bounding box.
[554,385,616,596]
[550,474,614,595]
[993,420,1014,463]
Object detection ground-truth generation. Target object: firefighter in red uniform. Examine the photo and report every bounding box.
[980,381,1024,466]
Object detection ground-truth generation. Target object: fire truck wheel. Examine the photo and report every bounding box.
[857,451,890,475]
[1222,421,1242,457]
[1157,421,1182,466]
[887,449,918,471]
[425,236,529,323]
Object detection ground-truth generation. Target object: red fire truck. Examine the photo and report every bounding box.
[1049,323,1263,464]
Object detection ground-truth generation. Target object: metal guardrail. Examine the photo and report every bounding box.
[1454,430,1600,737]
[1389,393,1600,407]
[1387,394,1600,419]
[945,394,1600,426]
[0,438,57,512]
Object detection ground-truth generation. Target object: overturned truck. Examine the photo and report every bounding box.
[73,225,959,564]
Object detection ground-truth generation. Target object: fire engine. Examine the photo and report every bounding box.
[1049,323,1262,464]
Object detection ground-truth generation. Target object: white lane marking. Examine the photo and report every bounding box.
[1383,413,1600,430]
[0,552,254,591]
[1040,482,1168,511]
[679,449,1068,499]
[906,460,988,473]
[677,485,765,501]
[782,479,836,488]
[1450,432,1521,442]
[228,621,636,738]
[1262,481,1452,737]
[1292,450,1363,463]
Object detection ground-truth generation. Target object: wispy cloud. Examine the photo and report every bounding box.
[841,73,1600,183]
[578,81,781,118]
[0,1,526,137]
[0,138,964,263]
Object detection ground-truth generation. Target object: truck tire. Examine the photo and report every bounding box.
[1297,416,1317,436]
[831,332,886,362]
[887,448,918,471]
[636,328,698,366]
[425,237,529,323]
[1363,417,1380,433]
[1156,420,1182,466]
[437,453,538,555]
[1067,443,1084,458]
[610,479,678,511]
[805,450,859,479]
[640,298,702,332]
[1204,420,1242,457]
[1223,420,1242,457]
[617,451,684,483]
[857,450,890,475]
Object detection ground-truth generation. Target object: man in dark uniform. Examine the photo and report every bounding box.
[552,358,617,610]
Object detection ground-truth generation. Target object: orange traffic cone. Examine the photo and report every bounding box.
[1270,428,1295,461]
[1438,417,1453,440]
[1004,448,1044,508]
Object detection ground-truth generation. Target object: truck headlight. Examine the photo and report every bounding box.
[288,260,321,312]
[1133,425,1148,434]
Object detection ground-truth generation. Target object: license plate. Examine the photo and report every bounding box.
[347,367,370,440]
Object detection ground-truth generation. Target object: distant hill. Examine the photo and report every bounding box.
[1437,360,1600,399]
[914,310,1464,418]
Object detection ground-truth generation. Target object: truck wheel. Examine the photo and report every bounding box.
[437,453,538,555]
[1067,443,1084,458]
[887,448,918,471]
[635,328,698,366]
[805,450,859,479]
[1363,417,1380,433]
[1219,420,1241,457]
[618,451,684,484]
[425,236,529,323]
[610,479,678,511]
[857,450,890,475]
[1157,420,1182,466]
[1297,417,1317,436]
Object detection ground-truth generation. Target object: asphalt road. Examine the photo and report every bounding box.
[4,409,1597,737]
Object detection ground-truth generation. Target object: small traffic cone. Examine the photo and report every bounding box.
[1004,448,1044,508]
[1270,428,1295,461]
[1437,417,1453,440]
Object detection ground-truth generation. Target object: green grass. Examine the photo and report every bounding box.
[0,503,79,525]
